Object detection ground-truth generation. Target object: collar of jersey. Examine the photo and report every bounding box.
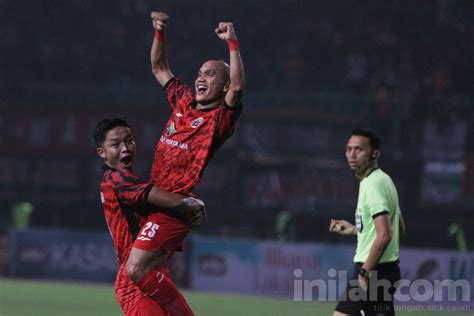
[192,99,225,112]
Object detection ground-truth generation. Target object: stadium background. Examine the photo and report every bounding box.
[1,0,473,315]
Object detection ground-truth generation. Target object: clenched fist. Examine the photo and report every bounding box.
[151,12,169,32]
[215,22,237,41]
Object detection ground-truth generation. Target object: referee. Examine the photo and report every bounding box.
[330,129,405,316]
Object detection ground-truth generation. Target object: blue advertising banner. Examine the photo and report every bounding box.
[189,235,474,310]
[9,228,118,282]
[189,235,354,299]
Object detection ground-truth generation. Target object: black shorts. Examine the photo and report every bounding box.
[335,261,401,316]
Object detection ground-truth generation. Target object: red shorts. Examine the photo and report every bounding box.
[134,212,190,255]
[125,295,166,316]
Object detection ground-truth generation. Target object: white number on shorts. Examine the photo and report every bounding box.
[141,222,160,238]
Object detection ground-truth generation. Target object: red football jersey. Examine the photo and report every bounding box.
[100,166,154,265]
[100,166,155,313]
[150,77,242,194]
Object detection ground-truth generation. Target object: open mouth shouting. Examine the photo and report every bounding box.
[196,83,208,96]
[120,155,133,168]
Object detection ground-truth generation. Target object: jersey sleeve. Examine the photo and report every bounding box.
[163,77,194,112]
[365,180,390,217]
[109,170,153,208]
[215,102,243,142]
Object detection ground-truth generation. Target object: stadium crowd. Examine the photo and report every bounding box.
[2,0,471,109]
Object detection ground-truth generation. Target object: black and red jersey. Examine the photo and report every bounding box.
[149,77,242,195]
[100,166,155,312]
[100,165,155,265]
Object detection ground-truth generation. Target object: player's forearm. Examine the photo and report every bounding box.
[151,36,167,72]
[147,186,185,211]
[224,44,245,106]
[229,48,245,93]
[362,233,392,271]
[147,187,203,214]
[150,33,173,86]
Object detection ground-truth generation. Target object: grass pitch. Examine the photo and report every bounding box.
[0,278,471,315]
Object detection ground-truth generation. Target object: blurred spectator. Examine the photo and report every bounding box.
[448,223,468,252]
[275,208,295,242]
[12,202,34,230]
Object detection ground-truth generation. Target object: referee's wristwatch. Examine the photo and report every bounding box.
[358,268,371,279]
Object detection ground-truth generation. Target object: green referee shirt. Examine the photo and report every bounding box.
[354,168,400,263]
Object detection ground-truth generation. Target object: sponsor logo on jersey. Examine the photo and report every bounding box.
[166,122,176,136]
[191,117,204,128]
[176,112,183,117]
[160,135,189,150]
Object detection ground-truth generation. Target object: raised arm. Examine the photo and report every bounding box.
[215,22,245,107]
[150,12,173,87]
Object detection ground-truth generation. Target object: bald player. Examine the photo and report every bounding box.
[125,11,245,316]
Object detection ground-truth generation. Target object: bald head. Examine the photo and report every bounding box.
[204,59,230,82]
[195,59,231,105]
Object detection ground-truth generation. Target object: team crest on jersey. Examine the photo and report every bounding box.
[191,117,204,128]
[166,122,176,136]
[176,112,183,117]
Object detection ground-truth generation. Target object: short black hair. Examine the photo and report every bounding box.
[351,128,381,151]
[93,118,130,147]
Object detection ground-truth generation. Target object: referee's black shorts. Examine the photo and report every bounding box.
[335,260,401,316]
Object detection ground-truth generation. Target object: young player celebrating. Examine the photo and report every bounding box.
[124,12,245,315]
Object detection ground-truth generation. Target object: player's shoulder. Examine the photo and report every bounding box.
[165,77,195,109]
[104,168,143,187]
[165,77,193,93]
[163,77,177,91]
